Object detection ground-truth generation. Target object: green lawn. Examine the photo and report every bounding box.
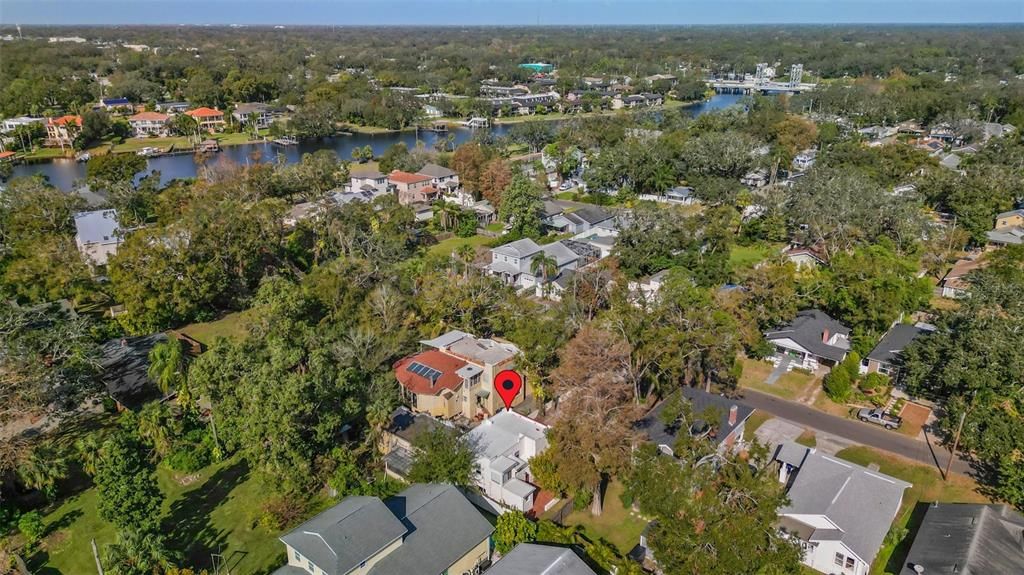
[744,410,773,441]
[34,456,284,575]
[484,222,505,233]
[561,482,648,554]
[795,429,817,447]
[730,243,782,271]
[21,147,72,160]
[178,310,254,346]
[738,357,817,401]
[426,234,493,257]
[834,446,991,575]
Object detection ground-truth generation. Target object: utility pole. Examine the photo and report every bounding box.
[944,391,975,481]
[91,538,105,575]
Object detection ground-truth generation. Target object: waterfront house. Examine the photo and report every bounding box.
[1,116,44,133]
[347,168,389,194]
[388,170,438,205]
[232,102,274,129]
[45,115,82,148]
[185,107,226,132]
[128,111,170,137]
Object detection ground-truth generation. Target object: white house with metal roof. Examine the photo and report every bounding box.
[73,209,123,267]
[465,410,549,513]
[774,443,911,575]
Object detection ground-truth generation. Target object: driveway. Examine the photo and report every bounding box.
[741,389,972,476]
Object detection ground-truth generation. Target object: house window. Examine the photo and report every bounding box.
[834,553,844,567]
[307,559,314,572]
[845,557,855,570]
[878,364,893,376]
[294,551,303,563]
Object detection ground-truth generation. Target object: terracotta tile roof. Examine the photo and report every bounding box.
[395,350,467,396]
[48,115,82,127]
[185,107,223,118]
[129,111,169,122]
[388,170,432,185]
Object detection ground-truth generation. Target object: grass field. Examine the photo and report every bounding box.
[426,234,494,257]
[738,357,817,401]
[730,242,783,271]
[834,446,992,575]
[744,410,773,441]
[33,457,284,575]
[560,482,648,554]
[178,310,254,345]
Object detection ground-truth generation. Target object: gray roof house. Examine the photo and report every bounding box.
[774,443,911,575]
[74,209,123,267]
[900,503,1024,575]
[486,239,579,290]
[637,386,754,454]
[863,322,935,378]
[488,543,597,575]
[274,484,494,575]
[380,406,449,480]
[99,333,169,410]
[417,163,458,181]
[765,310,851,372]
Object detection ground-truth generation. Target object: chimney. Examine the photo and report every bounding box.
[728,405,738,426]
[822,329,830,343]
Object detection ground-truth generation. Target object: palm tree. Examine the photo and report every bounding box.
[74,434,102,477]
[104,529,178,575]
[456,244,476,278]
[17,445,67,501]
[436,200,460,232]
[530,252,559,297]
[147,338,188,403]
[137,402,175,459]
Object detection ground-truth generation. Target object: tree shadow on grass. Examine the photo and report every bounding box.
[163,459,250,569]
[884,501,930,575]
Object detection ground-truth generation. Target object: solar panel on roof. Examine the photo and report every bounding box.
[407,361,441,382]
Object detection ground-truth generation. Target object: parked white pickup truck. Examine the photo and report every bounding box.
[857,408,902,430]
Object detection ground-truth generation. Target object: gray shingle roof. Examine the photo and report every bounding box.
[493,238,543,258]
[637,387,754,450]
[488,544,598,575]
[416,163,457,179]
[777,445,911,565]
[386,406,446,444]
[765,309,851,363]
[866,323,933,365]
[369,484,494,575]
[280,496,407,575]
[541,241,579,267]
[900,503,1024,575]
[571,205,612,225]
[279,484,493,575]
[99,333,168,410]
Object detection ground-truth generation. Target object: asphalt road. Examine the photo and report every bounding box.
[740,389,974,476]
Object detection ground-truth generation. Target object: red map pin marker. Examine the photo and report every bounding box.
[495,369,523,411]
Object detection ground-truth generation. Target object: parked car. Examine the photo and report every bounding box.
[558,181,573,191]
[857,408,902,430]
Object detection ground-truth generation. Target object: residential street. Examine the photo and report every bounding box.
[740,389,974,476]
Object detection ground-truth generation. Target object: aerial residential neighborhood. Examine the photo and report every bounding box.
[1,8,1023,575]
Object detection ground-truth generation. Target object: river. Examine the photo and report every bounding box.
[12,94,743,190]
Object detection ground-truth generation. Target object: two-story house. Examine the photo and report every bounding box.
[128,111,170,137]
[773,443,911,575]
[347,168,390,195]
[465,410,549,513]
[73,209,122,267]
[485,239,579,290]
[272,484,493,575]
[395,330,522,420]
[45,115,82,148]
[232,102,274,129]
[765,310,851,372]
[185,107,226,132]
[388,170,440,205]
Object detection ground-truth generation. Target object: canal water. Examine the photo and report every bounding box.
[12,94,743,190]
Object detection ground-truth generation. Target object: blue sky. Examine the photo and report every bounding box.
[1,1,1022,25]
